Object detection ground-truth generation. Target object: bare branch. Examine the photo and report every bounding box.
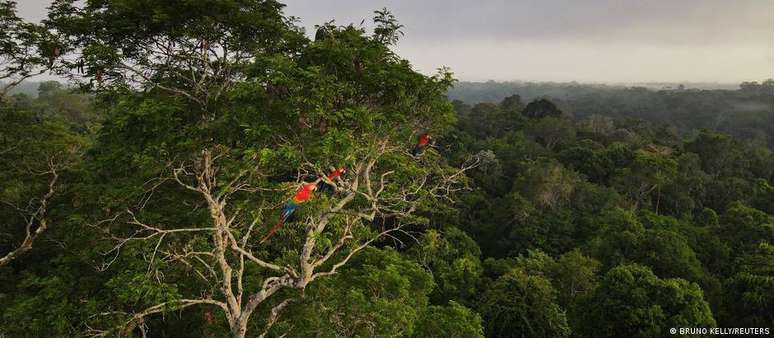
[0,164,58,267]
[311,226,402,281]
[91,139,476,337]
[258,298,296,338]
[113,299,229,338]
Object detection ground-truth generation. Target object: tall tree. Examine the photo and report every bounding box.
[478,260,571,338]
[522,98,562,119]
[410,227,483,306]
[45,2,476,337]
[579,264,715,338]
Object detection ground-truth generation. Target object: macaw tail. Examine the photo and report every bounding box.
[283,200,302,219]
[260,218,285,243]
[261,202,299,243]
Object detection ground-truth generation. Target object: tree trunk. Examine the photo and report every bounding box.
[231,321,248,338]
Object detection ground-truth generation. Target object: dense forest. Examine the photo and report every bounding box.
[2,1,773,337]
[449,81,774,147]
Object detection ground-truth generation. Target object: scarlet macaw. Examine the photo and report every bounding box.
[412,132,432,156]
[319,167,346,194]
[261,181,318,243]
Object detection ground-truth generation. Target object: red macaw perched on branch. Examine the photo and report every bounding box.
[412,132,432,156]
[261,180,319,243]
[319,167,346,194]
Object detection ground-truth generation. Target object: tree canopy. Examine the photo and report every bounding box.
[2,1,774,337]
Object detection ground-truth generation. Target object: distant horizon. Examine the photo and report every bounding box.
[455,79,741,85]
[3,79,743,100]
[11,65,750,88]
[4,78,745,91]
[453,80,742,91]
[6,78,745,86]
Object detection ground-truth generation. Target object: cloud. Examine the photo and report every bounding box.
[15,0,774,82]
[283,0,774,45]
[15,0,49,22]
[281,0,774,82]
[400,40,772,83]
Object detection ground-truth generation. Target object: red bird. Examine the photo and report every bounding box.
[328,167,346,180]
[261,181,318,243]
[412,133,432,156]
[320,167,346,194]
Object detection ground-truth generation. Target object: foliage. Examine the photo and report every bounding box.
[1,0,63,97]
[276,247,434,337]
[522,98,562,119]
[723,241,774,327]
[412,301,484,338]
[478,266,571,338]
[409,227,482,306]
[578,264,715,338]
[449,80,774,147]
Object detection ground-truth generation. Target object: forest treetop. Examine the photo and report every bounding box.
[2,1,774,337]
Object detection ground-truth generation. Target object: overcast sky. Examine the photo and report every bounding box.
[17,0,774,83]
